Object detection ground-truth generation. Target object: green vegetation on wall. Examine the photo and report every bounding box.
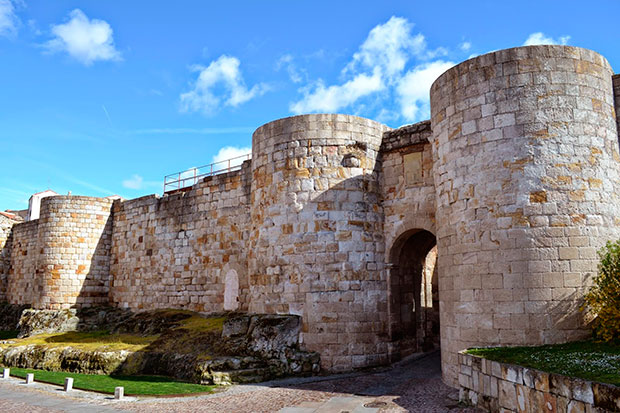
[583,240,620,342]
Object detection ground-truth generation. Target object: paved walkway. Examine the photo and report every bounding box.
[0,352,482,412]
[0,378,131,412]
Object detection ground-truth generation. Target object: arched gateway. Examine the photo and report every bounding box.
[387,229,440,361]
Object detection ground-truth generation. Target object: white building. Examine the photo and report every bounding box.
[27,190,58,221]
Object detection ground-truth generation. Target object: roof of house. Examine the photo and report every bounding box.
[0,211,23,221]
[30,189,58,197]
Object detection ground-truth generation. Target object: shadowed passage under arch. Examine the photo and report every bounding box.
[388,229,439,361]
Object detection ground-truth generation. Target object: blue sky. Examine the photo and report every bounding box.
[1,0,618,210]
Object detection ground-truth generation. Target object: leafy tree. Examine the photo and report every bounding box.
[584,241,620,342]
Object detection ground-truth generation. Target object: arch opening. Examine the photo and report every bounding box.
[388,229,439,360]
[223,269,239,311]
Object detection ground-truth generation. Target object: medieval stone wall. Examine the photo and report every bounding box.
[7,220,40,306]
[613,74,620,134]
[0,215,16,301]
[379,121,438,359]
[381,120,436,250]
[2,44,619,388]
[110,163,251,313]
[7,197,113,309]
[249,114,391,371]
[36,196,113,309]
[430,45,620,386]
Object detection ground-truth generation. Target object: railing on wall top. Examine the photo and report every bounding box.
[163,153,251,193]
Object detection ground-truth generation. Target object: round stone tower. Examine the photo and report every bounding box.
[430,45,620,385]
[35,196,113,309]
[249,114,391,371]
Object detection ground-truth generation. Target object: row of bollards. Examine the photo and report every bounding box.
[1,367,124,399]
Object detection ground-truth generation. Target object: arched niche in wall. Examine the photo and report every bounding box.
[223,269,239,311]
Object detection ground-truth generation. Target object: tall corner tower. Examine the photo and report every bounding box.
[430,45,620,385]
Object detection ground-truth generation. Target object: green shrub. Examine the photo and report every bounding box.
[583,240,620,342]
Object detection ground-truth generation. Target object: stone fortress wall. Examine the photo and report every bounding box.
[614,74,620,132]
[3,197,113,309]
[430,45,620,383]
[109,163,252,313]
[1,45,619,387]
[248,115,391,371]
[0,215,15,300]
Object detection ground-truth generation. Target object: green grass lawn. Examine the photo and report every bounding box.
[9,368,214,396]
[0,312,228,395]
[467,340,620,386]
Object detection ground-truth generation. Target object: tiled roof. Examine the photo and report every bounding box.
[0,211,22,221]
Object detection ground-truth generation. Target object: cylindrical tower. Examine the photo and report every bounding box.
[35,196,113,309]
[249,114,390,371]
[430,45,620,386]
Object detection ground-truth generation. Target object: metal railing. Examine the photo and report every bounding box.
[163,153,251,193]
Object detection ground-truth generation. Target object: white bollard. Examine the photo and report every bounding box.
[64,377,73,392]
[25,373,34,384]
[114,386,124,400]
[2,368,9,379]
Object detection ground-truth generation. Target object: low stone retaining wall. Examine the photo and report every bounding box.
[459,351,620,412]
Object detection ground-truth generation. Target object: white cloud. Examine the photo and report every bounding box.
[123,174,160,190]
[162,167,198,190]
[375,108,400,124]
[523,32,570,46]
[345,16,427,80]
[180,55,269,115]
[289,16,451,122]
[165,148,251,191]
[122,174,143,190]
[397,60,455,121]
[44,9,121,65]
[27,19,42,36]
[212,146,251,166]
[290,69,383,113]
[460,41,471,52]
[276,54,303,83]
[0,0,18,37]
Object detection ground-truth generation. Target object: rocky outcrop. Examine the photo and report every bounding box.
[17,306,134,338]
[2,308,320,384]
[0,346,131,375]
[17,309,79,338]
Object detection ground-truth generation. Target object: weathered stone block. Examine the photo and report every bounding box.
[592,382,620,411]
[499,380,518,411]
[550,374,573,398]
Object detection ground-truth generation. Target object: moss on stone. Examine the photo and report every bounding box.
[176,315,226,333]
[0,330,156,352]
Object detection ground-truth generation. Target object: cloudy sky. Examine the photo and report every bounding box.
[0,0,618,210]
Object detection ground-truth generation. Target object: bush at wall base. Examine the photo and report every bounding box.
[583,240,620,342]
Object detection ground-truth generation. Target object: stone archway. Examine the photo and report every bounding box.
[387,229,439,361]
[223,269,239,311]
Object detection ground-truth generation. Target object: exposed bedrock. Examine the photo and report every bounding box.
[1,308,320,384]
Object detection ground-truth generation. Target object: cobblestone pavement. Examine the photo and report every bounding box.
[0,378,131,412]
[0,352,482,412]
